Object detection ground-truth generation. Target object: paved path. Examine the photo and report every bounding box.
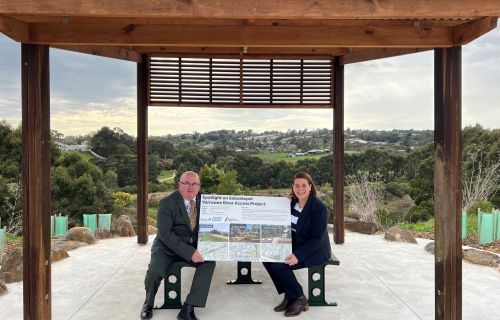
[1,232,499,320]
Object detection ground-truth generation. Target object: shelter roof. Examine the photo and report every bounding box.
[1,1,499,63]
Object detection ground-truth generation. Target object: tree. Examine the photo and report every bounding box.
[216,170,248,195]
[409,156,434,205]
[462,149,500,211]
[52,152,113,219]
[90,126,135,158]
[149,139,176,159]
[199,164,223,194]
[347,172,383,224]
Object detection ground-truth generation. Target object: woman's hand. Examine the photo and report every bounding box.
[285,254,298,266]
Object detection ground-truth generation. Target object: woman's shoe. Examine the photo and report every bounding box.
[284,295,309,317]
[274,295,290,312]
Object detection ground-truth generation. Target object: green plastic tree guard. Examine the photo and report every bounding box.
[98,213,112,230]
[494,210,500,241]
[478,212,494,245]
[54,216,68,237]
[83,214,97,233]
[51,215,55,237]
[462,211,467,240]
[0,227,6,263]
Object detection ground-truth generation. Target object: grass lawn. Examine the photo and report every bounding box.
[5,234,23,243]
[253,152,327,163]
[158,170,176,185]
[148,207,158,217]
[398,213,479,236]
[74,151,93,162]
[251,188,291,196]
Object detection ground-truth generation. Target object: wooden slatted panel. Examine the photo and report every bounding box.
[149,57,332,108]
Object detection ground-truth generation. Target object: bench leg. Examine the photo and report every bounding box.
[308,264,337,306]
[227,262,262,285]
[156,267,183,309]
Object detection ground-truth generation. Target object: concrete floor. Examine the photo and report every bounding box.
[1,232,499,320]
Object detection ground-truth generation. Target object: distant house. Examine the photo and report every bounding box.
[56,142,106,159]
[56,142,90,152]
[306,149,329,155]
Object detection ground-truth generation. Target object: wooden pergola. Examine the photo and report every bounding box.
[1,2,499,319]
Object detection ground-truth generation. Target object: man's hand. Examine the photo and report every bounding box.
[285,253,298,266]
[191,250,204,263]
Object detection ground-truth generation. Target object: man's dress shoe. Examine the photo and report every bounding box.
[177,303,199,320]
[140,302,153,319]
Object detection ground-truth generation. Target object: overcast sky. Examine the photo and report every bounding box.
[1,28,500,137]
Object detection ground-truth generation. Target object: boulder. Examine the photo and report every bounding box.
[148,225,158,235]
[424,242,435,254]
[66,227,96,244]
[95,228,112,239]
[51,248,69,262]
[0,279,7,295]
[384,227,417,244]
[1,247,23,283]
[52,239,81,252]
[115,215,136,237]
[463,249,500,267]
[345,218,378,234]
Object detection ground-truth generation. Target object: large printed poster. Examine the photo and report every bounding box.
[198,195,292,262]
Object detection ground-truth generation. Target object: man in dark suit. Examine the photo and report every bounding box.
[140,171,216,320]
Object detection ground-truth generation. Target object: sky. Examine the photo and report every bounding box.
[1,28,500,137]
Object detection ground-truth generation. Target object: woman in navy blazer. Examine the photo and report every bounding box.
[263,172,332,317]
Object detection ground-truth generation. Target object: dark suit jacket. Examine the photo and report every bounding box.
[291,194,332,267]
[151,190,201,262]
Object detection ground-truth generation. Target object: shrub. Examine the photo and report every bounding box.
[322,195,334,224]
[148,199,160,208]
[147,215,157,227]
[466,200,493,216]
[375,207,405,229]
[112,191,134,208]
[407,200,434,223]
[384,181,410,198]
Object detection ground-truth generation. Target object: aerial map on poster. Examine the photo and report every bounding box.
[198,194,292,262]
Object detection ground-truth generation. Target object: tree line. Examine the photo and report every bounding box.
[1,121,499,231]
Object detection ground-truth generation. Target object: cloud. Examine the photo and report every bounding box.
[1,27,500,135]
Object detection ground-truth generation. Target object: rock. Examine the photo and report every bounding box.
[95,228,112,239]
[66,227,96,244]
[50,248,69,262]
[345,219,378,234]
[0,279,7,295]
[463,249,500,267]
[1,247,23,283]
[52,239,81,252]
[114,215,136,237]
[424,242,435,254]
[384,227,417,244]
[148,225,158,235]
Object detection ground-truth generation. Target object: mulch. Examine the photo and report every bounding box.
[3,241,22,256]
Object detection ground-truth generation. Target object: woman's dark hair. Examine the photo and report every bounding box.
[291,172,317,198]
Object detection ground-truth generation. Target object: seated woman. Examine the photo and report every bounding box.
[263,172,332,317]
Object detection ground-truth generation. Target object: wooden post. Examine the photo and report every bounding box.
[137,54,149,244]
[22,43,51,320]
[333,57,345,244]
[434,47,462,320]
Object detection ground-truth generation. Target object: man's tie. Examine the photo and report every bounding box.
[189,200,197,231]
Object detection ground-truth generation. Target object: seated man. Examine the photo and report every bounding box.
[141,171,216,320]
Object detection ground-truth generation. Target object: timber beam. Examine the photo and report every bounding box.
[2,1,500,19]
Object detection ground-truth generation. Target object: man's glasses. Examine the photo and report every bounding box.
[179,181,200,187]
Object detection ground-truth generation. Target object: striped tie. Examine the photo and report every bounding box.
[189,200,197,231]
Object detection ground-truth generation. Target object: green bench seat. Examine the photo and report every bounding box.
[157,254,340,310]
